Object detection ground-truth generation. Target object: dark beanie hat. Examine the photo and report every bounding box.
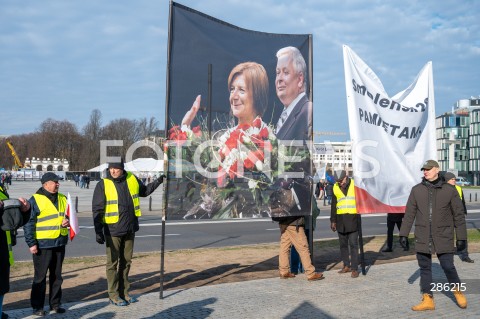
[41,172,60,184]
[337,170,347,181]
[108,158,124,170]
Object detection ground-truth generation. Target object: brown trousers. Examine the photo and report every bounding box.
[279,225,315,277]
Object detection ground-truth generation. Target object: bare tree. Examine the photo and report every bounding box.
[80,109,103,170]
[100,118,139,157]
[36,119,83,170]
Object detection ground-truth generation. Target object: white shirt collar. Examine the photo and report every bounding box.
[282,92,305,119]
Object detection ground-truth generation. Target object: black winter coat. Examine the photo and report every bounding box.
[1,193,30,295]
[399,177,467,254]
[92,171,162,237]
[330,178,358,233]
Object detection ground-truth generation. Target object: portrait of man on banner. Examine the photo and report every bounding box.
[164,3,313,220]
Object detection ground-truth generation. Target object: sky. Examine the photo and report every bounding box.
[1,0,479,140]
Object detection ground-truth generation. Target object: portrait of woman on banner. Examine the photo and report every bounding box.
[168,61,278,219]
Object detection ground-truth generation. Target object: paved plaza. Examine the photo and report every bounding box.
[4,253,479,318]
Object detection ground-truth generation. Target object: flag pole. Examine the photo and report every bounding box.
[357,215,366,275]
[160,185,167,299]
[160,0,174,300]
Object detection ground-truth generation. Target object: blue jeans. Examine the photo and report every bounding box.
[417,252,460,294]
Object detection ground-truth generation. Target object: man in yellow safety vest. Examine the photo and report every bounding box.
[24,172,70,317]
[444,172,474,263]
[92,159,165,306]
[330,170,360,278]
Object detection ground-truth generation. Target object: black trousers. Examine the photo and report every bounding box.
[338,231,359,270]
[386,219,402,249]
[31,246,65,310]
[417,252,461,294]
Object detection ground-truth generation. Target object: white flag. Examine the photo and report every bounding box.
[66,192,80,240]
[343,45,436,213]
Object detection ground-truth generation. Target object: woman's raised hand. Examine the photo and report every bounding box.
[181,95,201,127]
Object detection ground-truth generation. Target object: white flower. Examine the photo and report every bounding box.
[255,160,263,171]
[248,179,258,189]
[239,150,248,161]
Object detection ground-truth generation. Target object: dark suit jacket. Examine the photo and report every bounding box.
[275,94,313,217]
[276,95,312,141]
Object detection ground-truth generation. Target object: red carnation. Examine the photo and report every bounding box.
[259,127,269,139]
[252,117,262,128]
[192,126,202,137]
[229,161,238,179]
[244,158,255,170]
[237,123,251,131]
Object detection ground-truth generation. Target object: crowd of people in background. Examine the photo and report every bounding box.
[0,173,12,190]
[73,174,90,189]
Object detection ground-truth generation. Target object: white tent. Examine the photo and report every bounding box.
[87,158,164,173]
[124,158,164,172]
[87,163,108,172]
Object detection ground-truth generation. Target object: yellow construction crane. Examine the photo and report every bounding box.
[6,140,23,170]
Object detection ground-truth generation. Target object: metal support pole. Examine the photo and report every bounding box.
[358,215,366,276]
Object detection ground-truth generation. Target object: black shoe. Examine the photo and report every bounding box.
[51,306,66,314]
[462,257,474,263]
[33,309,46,317]
[2,311,9,319]
[381,247,392,252]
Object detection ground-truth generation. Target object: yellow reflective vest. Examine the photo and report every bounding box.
[1,186,14,265]
[455,185,463,199]
[0,185,8,200]
[333,179,357,215]
[6,230,13,266]
[33,193,68,240]
[103,172,141,224]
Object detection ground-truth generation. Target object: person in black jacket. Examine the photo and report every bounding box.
[1,185,30,319]
[399,160,467,311]
[330,170,359,278]
[444,172,473,263]
[92,159,164,306]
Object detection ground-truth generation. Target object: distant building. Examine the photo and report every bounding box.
[436,97,480,185]
[24,157,70,172]
[313,141,352,178]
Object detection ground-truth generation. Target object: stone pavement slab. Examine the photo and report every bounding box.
[5,253,479,318]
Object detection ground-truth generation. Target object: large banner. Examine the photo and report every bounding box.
[165,2,313,220]
[343,45,436,214]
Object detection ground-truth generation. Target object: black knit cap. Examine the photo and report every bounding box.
[108,158,124,170]
[41,172,60,184]
[444,172,456,181]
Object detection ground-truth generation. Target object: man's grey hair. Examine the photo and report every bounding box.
[276,46,307,91]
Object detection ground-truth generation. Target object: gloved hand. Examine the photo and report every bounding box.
[456,240,466,252]
[96,233,105,245]
[330,222,337,232]
[399,236,408,249]
[159,174,167,183]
